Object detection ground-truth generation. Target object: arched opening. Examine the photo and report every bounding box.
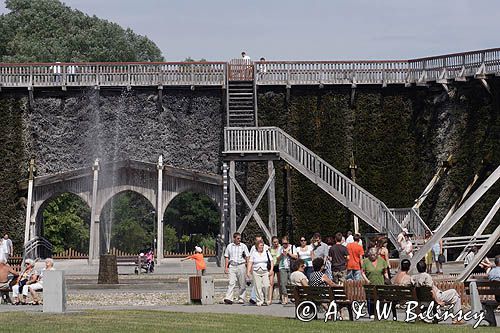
[163,191,220,254]
[38,192,91,255]
[99,191,155,255]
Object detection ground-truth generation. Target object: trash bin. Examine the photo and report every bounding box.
[188,276,214,305]
[188,276,202,303]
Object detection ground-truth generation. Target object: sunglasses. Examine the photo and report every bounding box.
[282,242,289,245]
[300,239,306,241]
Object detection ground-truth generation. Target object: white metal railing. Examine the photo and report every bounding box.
[1,48,499,88]
[0,62,226,88]
[224,127,403,245]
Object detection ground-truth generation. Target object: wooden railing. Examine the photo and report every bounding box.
[0,61,226,88]
[389,208,431,240]
[224,126,403,246]
[255,60,409,85]
[1,48,499,88]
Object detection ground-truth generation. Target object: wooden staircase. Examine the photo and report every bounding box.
[227,80,256,127]
[223,126,415,246]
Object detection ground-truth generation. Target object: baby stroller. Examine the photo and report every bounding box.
[135,249,155,274]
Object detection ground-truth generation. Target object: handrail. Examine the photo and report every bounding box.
[1,47,499,88]
[23,236,53,261]
[224,127,403,246]
[389,208,431,240]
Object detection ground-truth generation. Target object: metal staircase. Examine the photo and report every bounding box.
[223,126,427,246]
[227,80,256,126]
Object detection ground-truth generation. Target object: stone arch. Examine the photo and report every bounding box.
[161,188,222,254]
[161,186,222,218]
[98,189,156,255]
[33,190,91,237]
[96,186,156,218]
[33,192,91,254]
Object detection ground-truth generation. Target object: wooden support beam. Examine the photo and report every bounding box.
[456,196,500,261]
[229,161,236,236]
[410,165,500,269]
[268,161,277,238]
[456,223,500,282]
[231,170,273,241]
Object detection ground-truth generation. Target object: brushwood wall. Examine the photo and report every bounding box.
[0,79,499,247]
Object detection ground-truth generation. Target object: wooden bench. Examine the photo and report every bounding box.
[363,285,438,322]
[466,281,500,327]
[116,256,142,275]
[286,285,353,320]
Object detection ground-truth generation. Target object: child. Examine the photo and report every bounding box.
[181,246,206,275]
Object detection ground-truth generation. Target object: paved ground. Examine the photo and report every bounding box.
[2,258,497,328]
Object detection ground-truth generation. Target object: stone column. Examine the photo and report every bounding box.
[88,159,100,264]
[267,160,277,241]
[156,155,164,263]
[24,159,35,244]
[43,270,66,313]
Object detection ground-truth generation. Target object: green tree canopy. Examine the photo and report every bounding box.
[0,0,164,62]
[101,191,155,254]
[42,193,90,254]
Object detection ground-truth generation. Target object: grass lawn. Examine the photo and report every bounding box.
[0,310,496,333]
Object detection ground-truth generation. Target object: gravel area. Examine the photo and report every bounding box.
[66,291,227,306]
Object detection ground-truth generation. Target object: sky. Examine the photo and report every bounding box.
[1,0,499,61]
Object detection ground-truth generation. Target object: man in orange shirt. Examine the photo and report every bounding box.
[346,234,364,281]
[182,246,206,275]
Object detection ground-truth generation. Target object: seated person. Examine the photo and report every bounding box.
[412,261,464,325]
[488,255,500,281]
[392,259,412,286]
[0,256,18,290]
[309,257,339,287]
[12,258,36,305]
[488,255,500,303]
[28,258,55,305]
[290,259,308,286]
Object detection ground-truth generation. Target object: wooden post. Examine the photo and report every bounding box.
[349,154,359,234]
[267,161,277,241]
[283,164,293,239]
[156,155,164,264]
[88,159,100,264]
[24,159,35,245]
[229,160,236,236]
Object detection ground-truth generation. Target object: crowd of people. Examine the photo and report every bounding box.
[221,231,500,323]
[0,257,53,305]
[222,231,389,306]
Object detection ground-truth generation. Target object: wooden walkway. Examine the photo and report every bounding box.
[1,48,499,89]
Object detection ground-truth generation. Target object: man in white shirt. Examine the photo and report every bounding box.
[224,232,249,304]
[2,235,13,261]
[241,51,251,61]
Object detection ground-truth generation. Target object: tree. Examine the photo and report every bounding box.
[164,192,220,239]
[0,0,164,62]
[163,225,177,252]
[179,235,190,253]
[42,193,90,254]
[101,191,155,254]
